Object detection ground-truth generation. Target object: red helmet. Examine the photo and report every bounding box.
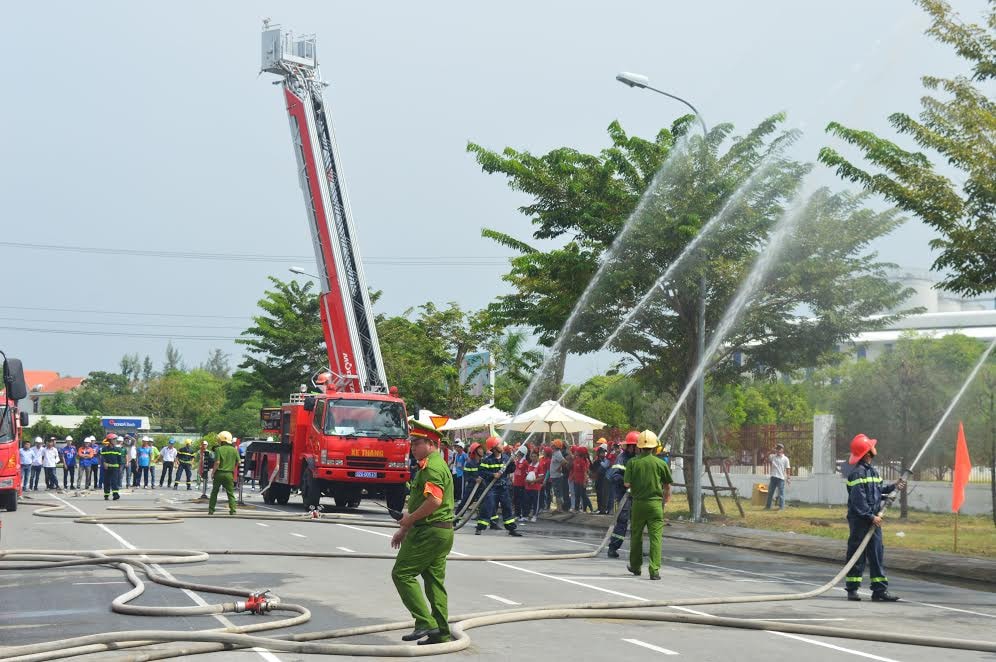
[624,431,639,446]
[543,446,554,457]
[468,442,483,457]
[848,433,877,465]
[485,436,501,451]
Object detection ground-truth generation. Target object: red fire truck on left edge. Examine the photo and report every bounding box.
[0,352,29,512]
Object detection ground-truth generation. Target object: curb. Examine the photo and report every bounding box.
[540,511,996,586]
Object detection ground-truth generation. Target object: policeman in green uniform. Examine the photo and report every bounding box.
[623,430,673,580]
[208,431,239,516]
[391,419,454,645]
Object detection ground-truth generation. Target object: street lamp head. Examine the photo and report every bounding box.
[616,72,649,89]
[289,266,306,275]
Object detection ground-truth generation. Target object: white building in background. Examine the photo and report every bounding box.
[847,270,996,361]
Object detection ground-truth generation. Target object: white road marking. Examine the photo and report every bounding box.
[486,561,648,601]
[676,557,996,619]
[623,638,679,655]
[72,581,128,585]
[336,523,393,538]
[484,594,520,605]
[50,494,282,662]
[256,522,269,527]
[559,538,598,547]
[336,547,356,553]
[913,602,995,618]
[768,632,901,662]
[290,533,307,538]
[743,618,847,622]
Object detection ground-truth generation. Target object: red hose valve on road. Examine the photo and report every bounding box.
[236,590,274,614]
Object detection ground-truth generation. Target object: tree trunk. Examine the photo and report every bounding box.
[681,392,708,517]
[991,392,995,528]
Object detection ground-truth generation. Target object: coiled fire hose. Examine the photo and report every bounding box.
[1,486,994,662]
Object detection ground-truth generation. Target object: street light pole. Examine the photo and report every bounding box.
[616,72,709,522]
[289,266,320,280]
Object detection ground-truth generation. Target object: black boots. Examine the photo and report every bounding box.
[871,591,900,602]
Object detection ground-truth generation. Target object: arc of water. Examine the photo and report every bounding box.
[657,185,811,439]
[601,153,781,353]
[908,335,996,472]
[506,135,691,431]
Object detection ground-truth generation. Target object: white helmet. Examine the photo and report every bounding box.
[34,436,43,444]
[65,435,73,441]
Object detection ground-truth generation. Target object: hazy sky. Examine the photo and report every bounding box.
[1,0,986,384]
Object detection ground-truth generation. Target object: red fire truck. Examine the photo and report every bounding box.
[246,24,410,512]
[0,353,28,512]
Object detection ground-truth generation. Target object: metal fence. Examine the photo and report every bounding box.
[716,423,813,476]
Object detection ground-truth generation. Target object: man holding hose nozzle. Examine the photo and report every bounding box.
[844,433,907,602]
[391,419,454,646]
[606,431,639,558]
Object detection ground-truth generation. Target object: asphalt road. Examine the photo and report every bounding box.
[2,486,994,662]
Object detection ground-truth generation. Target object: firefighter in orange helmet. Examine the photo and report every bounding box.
[606,430,640,558]
[843,433,906,602]
[475,436,522,537]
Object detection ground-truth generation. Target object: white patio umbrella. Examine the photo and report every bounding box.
[440,404,511,431]
[498,400,606,436]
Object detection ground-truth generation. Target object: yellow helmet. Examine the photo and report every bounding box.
[636,430,659,449]
[216,431,233,444]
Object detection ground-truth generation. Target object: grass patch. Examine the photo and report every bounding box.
[666,496,996,559]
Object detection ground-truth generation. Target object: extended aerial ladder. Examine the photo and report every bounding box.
[261,23,387,394]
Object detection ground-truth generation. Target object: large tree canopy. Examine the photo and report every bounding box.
[819,0,996,295]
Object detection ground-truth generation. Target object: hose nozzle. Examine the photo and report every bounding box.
[235,590,274,614]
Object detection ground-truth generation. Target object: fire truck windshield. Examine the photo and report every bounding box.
[0,406,13,443]
[323,400,407,439]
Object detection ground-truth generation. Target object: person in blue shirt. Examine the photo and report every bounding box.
[137,439,153,488]
[451,441,467,502]
[844,433,906,603]
[60,436,77,490]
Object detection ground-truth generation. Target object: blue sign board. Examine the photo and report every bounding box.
[102,417,143,429]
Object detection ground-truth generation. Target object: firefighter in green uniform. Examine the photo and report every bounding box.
[391,419,454,646]
[623,430,673,580]
[208,431,239,516]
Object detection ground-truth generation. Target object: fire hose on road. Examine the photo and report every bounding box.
[1,490,994,662]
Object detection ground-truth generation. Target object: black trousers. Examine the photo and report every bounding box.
[62,465,76,489]
[43,467,58,489]
[845,517,888,593]
[608,487,632,551]
[159,461,174,485]
[103,467,120,498]
[175,463,192,486]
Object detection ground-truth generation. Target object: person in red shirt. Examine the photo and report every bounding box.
[570,446,593,512]
[512,446,530,521]
[524,449,544,521]
[539,446,553,513]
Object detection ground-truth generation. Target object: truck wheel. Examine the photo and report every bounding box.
[301,467,321,510]
[2,492,17,512]
[273,483,291,506]
[260,460,276,505]
[346,499,361,509]
[334,496,346,509]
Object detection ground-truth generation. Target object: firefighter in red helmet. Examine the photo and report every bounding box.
[606,431,640,558]
[844,433,906,602]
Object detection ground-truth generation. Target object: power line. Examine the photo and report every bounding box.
[0,325,237,341]
[0,304,250,320]
[1,316,246,331]
[0,241,512,266]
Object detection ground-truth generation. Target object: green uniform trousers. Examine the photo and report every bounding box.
[629,498,664,574]
[208,472,236,515]
[391,525,454,639]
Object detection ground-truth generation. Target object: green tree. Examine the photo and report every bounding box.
[73,371,132,415]
[489,330,543,413]
[833,333,990,518]
[201,349,231,380]
[163,341,184,374]
[237,277,325,403]
[819,0,996,295]
[120,353,141,384]
[473,115,912,507]
[40,391,81,415]
[377,313,453,413]
[25,416,69,442]
[72,415,105,442]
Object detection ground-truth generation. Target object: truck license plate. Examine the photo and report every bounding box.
[0,478,13,488]
[355,471,378,478]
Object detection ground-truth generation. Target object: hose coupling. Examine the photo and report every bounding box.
[235,590,274,614]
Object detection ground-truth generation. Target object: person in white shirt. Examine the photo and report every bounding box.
[19,441,32,490]
[30,438,45,490]
[766,443,791,510]
[159,440,178,487]
[42,438,61,489]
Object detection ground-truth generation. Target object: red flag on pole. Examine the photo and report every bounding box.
[951,422,972,513]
